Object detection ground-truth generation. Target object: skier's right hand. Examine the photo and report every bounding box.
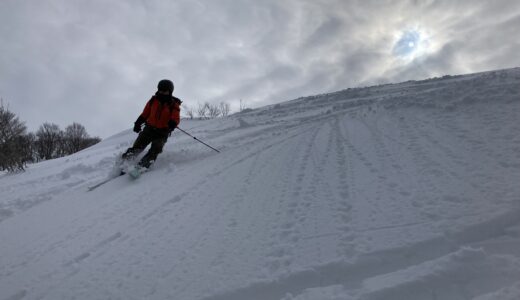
[133,123,142,133]
[133,116,145,133]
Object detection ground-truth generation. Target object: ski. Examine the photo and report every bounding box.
[87,172,125,191]
[87,158,148,191]
[87,156,128,191]
[127,165,148,179]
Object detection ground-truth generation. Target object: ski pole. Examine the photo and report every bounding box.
[176,127,220,153]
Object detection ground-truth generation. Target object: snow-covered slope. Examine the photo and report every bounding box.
[1,68,520,300]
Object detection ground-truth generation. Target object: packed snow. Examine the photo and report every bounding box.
[1,68,519,300]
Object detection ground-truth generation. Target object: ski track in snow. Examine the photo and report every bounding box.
[1,68,520,300]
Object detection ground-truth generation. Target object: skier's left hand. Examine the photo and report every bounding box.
[133,116,145,133]
[168,120,177,132]
[133,123,142,133]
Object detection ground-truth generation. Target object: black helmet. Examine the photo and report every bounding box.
[157,79,174,94]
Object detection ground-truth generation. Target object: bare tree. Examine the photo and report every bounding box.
[62,122,100,155]
[0,100,30,172]
[219,102,231,117]
[207,102,221,119]
[240,99,245,112]
[15,134,34,168]
[63,122,89,155]
[183,104,195,120]
[84,136,101,148]
[24,132,37,163]
[35,123,62,160]
[197,102,209,119]
[0,98,101,168]
[192,101,230,119]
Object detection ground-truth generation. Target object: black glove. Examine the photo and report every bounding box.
[133,123,142,133]
[168,120,177,132]
[134,116,145,133]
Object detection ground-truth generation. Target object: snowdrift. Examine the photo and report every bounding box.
[1,68,520,300]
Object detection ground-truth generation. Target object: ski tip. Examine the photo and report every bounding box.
[128,169,141,179]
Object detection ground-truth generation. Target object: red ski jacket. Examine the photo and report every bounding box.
[140,96,181,129]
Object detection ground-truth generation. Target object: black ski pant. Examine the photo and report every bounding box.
[122,126,168,168]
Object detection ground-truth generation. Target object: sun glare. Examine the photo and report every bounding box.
[392,27,433,61]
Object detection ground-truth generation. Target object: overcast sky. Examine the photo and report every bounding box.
[1,0,519,138]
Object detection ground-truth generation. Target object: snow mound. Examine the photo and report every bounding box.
[1,67,520,300]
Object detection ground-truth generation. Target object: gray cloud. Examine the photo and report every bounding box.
[1,0,519,137]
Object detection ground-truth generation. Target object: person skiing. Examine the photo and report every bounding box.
[121,79,181,170]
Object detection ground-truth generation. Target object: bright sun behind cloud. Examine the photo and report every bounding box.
[392,27,434,61]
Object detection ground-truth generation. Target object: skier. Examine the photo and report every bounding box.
[121,79,182,170]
